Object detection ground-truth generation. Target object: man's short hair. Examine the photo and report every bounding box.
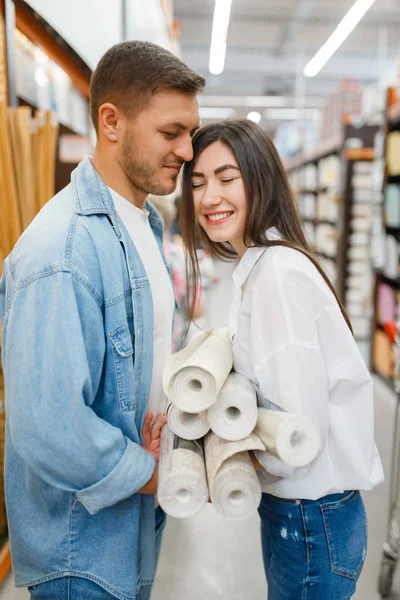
[90,40,206,132]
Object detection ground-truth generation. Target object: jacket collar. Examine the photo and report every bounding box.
[72,156,164,236]
[232,227,282,288]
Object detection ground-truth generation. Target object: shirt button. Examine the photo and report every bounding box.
[295,500,301,505]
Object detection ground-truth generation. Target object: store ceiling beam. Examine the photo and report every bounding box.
[176,11,400,30]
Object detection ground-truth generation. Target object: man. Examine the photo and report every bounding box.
[0,41,204,600]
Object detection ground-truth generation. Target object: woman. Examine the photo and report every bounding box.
[180,119,383,600]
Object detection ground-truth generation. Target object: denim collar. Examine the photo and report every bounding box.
[72,156,164,236]
[232,227,282,288]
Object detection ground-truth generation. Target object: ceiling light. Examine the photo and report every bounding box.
[304,0,376,77]
[200,107,236,119]
[209,0,233,75]
[247,111,262,123]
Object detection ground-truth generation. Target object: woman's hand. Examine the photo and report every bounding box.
[249,450,263,471]
[141,412,168,462]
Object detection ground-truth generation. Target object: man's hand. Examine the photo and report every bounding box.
[141,412,167,462]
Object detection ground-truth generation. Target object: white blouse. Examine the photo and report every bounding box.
[228,230,384,500]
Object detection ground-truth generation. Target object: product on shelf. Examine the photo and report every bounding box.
[387,131,400,175]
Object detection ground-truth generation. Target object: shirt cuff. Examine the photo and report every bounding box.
[76,439,156,515]
[255,450,295,479]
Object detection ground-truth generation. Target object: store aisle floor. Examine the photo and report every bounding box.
[1,260,399,600]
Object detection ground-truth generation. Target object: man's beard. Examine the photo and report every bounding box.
[119,130,177,196]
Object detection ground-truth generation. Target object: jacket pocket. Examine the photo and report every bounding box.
[109,324,135,412]
[321,490,367,580]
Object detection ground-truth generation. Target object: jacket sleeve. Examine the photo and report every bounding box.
[2,269,155,514]
[248,253,331,478]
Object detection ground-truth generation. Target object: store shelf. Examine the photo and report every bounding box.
[386,225,400,237]
[315,251,336,261]
[284,134,343,172]
[380,274,400,290]
[387,174,400,184]
[388,102,400,127]
[344,147,375,161]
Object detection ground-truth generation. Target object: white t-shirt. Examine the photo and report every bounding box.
[228,228,384,500]
[109,188,174,420]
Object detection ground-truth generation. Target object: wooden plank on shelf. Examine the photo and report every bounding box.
[0,4,7,104]
[0,540,11,584]
[0,103,22,254]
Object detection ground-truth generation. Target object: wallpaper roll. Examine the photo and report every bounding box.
[348,246,369,261]
[384,235,399,280]
[373,330,395,379]
[387,132,400,176]
[376,282,396,325]
[351,218,371,233]
[204,432,264,520]
[349,232,369,246]
[348,260,368,275]
[352,203,372,218]
[385,185,400,227]
[353,189,374,203]
[167,403,210,441]
[346,302,363,317]
[163,328,233,413]
[254,408,321,468]
[158,426,208,519]
[208,373,258,442]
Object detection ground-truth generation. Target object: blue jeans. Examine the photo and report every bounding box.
[258,491,367,600]
[28,506,166,600]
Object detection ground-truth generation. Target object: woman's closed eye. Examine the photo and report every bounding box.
[192,182,205,189]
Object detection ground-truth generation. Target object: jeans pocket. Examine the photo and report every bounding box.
[321,490,367,580]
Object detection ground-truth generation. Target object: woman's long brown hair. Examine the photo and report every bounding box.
[180,119,352,333]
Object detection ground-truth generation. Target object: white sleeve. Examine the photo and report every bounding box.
[248,250,331,476]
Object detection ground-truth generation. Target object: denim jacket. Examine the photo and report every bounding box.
[0,157,169,600]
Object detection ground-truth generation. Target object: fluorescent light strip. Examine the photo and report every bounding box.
[209,0,233,75]
[265,108,319,120]
[198,95,324,108]
[199,107,236,119]
[304,0,376,77]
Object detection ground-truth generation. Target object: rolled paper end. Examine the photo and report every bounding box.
[210,452,262,520]
[208,372,258,442]
[158,473,208,519]
[171,367,218,413]
[167,404,210,440]
[275,416,321,468]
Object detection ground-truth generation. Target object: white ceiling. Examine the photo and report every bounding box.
[174,0,400,110]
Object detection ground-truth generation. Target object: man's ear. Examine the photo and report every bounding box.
[97,103,121,142]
